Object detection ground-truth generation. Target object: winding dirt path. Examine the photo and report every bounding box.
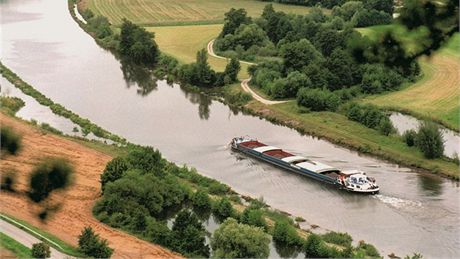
[207,39,288,105]
[0,114,181,259]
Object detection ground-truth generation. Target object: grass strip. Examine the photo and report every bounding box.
[0,214,83,257]
[0,62,126,145]
[0,232,32,258]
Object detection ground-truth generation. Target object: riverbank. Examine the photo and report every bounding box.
[69,1,458,179]
[0,113,181,258]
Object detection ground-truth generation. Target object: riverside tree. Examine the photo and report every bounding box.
[171,210,210,257]
[119,19,159,65]
[211,218,270,258]
[416,122,444,159]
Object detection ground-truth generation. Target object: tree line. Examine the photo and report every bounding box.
[93,145,385,258]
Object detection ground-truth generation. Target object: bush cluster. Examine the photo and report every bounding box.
[346,103,395,135]
[401,122,444,159]
[296,88,341,112]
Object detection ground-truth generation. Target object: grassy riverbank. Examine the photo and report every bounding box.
[241,100,459,179]
[358,27,460,131]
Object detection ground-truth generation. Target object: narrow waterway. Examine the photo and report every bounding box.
[390,112,460,159]
[1,0,459,257]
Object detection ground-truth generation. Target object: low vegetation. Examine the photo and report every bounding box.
[0,232,32,258]
[0,96,25,115]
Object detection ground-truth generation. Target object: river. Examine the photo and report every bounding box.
[1,0,459,257]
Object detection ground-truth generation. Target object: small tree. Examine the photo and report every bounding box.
[211,218,270,258]
[78,227,114,258]
[240,208,267,229]
[171,210,209,257]
[100,157,128,191]
[212,197,235,219]
[402,129,417,147]
[273,221,302,247]
[416,122,444,159]
[191,189,211,211]
[224,58,241,83]
[31,242,51,258]
[378,116,395,136]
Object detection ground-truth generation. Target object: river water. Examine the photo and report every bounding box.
[1,0,459,257]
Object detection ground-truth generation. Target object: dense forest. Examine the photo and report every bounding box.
[214,2,413,106]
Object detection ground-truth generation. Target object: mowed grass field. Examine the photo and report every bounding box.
[147,25,250,79]
[361,28,459,130]
[84,0,318,26]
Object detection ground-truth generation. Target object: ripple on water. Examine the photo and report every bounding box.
[374,194,422,209]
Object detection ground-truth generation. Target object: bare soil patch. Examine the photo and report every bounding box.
[0,114,180,259]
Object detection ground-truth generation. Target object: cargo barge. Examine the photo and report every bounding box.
[231,137,379,194]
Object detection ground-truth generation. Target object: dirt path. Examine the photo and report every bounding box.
[0,114,181,259]
[207,39,288,105]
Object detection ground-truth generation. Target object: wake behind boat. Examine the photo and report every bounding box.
[231,136,379,194]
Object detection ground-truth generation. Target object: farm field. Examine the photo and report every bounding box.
[147,25,250,79]
[363,33,460,130]
[83,0,318,26]
[0,114,180,259]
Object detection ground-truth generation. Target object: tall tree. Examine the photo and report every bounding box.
[220,8,251,37]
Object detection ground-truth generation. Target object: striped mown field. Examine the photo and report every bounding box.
[83,0,317,25]
[363,33,460,130]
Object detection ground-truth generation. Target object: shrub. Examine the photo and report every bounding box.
[378,116,395,136]
[416,122,444,159]
[240,208,267,229]
[171,210,210,257]
[78,227,113,258]
[191,189,212,211]
[356,240,380,257]
[211,218,270,258]
[100,157,128,192]
[28,158,73,203]
[212,197,235,219]
[1,126,21,155]
[208,182,230,195]
[0,96,25,115]
[273,221,302,247]
[402,129,417,147]
[31,242,51,258]
[321,231,352,246]
[296,88,341,111]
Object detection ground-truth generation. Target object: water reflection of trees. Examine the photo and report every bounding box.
[120,59,158,96]
[417,173,443,196]
[180,86,212,120]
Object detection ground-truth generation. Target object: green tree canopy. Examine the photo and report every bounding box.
[31,243,51,259]
[211,218,270,258]
[416,122,444,159]
[78,227,113,258]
